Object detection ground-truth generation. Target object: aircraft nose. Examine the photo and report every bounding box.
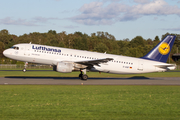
[3,49,9,57]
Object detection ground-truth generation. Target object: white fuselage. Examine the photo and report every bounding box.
[3,43,173,74]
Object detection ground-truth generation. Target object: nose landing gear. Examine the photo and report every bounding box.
[22,62,28,72]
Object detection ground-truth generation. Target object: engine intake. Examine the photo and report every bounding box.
[53,62,73,73]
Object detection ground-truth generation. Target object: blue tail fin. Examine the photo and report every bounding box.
[142,35,176,63]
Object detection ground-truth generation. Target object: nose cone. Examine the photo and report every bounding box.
[3,49,9,57]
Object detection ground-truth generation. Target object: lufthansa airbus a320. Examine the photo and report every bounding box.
[3,35,176,80]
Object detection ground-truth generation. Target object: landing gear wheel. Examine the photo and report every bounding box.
[22,68,26,72]
[79,69,88,80]
[79,74,83,79]
[81,74,88,80]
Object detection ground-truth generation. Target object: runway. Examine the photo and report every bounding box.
[0,77,180,85]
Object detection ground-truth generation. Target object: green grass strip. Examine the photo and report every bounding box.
[0,85,180,120]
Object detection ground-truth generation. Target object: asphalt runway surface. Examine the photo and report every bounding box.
[0,76,180,85]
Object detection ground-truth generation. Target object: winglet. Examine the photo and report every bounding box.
[141,35,176,63]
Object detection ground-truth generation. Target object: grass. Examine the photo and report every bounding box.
[0,70,180,78]
[0,85,180,120]
[0,70,180,119]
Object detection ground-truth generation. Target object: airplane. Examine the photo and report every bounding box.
[3,35,176,80]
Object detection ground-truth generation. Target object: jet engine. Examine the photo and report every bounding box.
[53,62,73,73]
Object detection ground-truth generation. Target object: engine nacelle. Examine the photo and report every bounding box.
[53,62,73,73]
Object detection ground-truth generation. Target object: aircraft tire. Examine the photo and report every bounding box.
[79,74,83,79]
[82,74,88,80]
[22,68,26,72]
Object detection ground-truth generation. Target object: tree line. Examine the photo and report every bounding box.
[0,29,180,64]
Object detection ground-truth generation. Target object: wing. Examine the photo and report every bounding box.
[75,58,113,67]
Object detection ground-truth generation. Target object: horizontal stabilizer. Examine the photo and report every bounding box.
[154,64,176,70]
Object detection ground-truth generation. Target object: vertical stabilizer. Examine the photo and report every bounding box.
[142,35,176,63]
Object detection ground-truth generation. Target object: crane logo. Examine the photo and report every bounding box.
[158,42,170,55]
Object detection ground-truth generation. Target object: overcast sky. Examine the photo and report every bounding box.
[1,0,180,40]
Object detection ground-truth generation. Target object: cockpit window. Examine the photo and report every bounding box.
[11,46,19,50]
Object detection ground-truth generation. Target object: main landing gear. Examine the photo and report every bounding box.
[79,69,88,80]
[22,62,28,72]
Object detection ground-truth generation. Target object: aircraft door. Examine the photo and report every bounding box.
[25,45,31,56]
[138,61,143,71]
